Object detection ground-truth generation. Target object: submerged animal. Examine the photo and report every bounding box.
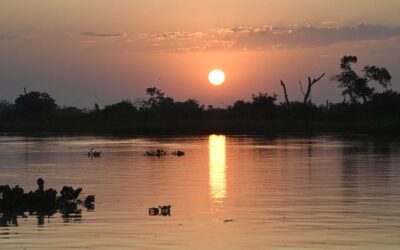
[148,207,159,215]
[172,151,185,157]
[84,195,95,209]
[148,205,171,216]
[88,148,102,157]
[159,205,171,216]
[144,149,166,157]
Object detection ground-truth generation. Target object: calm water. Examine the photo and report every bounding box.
[0,135,400,249]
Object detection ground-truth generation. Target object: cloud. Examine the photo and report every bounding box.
[0,34,17,42]
[0,33,33,42]
[137,24,400,52]
[81,32,125,37]
[138,31,204,41]
[210,24,400,50]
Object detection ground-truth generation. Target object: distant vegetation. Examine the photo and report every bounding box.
[1,55,399,135]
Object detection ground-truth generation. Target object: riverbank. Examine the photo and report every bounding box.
[1,119,399,136]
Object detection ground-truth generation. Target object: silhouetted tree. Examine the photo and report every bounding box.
[0,100,13,112]
[230,100,252,118]
[370,90,400,118]
[15,91,57,114]
[252,92,277,108]
[299,73,325,105]
[250,92,278,118]
[145,87,165,108]
[158,97,174,109]
[333,55,391,103]
[94,103,100,112]
[57,106,85,120]
[286,101,321,120]
[174,99,203,119]
[280,80,290,107]
[280,73,325,107]
[102,100,137,121]
[0,100,14,120]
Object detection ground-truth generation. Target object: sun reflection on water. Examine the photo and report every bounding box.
[209,135,227,203]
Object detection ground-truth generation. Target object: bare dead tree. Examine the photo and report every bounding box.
[280,80,290,107]
[299,73,325,105]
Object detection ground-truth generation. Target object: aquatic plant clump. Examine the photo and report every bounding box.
[88,148,102,157]
[148,205,171,216]
[144,149,167,157]
[144,149,185,157]
[0,178,95,216]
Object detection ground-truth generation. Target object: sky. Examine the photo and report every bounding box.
[1,0,400,108]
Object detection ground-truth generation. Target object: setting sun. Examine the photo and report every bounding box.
[208,69,225,86]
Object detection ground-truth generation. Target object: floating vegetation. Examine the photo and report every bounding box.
[88,148,102,157]
[148,205,171,216]
[144,149,166,157]
[0,178,95,226]
[144,149,185,157]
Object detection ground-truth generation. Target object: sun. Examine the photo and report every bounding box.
[208,69,225,86]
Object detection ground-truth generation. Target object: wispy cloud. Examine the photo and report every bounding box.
[137,24,400,52]
[138,31,204,41]
[0,33,33,42]
[224,24,400,49]
[81,32,125,37]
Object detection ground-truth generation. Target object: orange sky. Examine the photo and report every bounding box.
[1,0,400,107]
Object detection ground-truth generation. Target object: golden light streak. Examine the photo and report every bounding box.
[209,134,227,203]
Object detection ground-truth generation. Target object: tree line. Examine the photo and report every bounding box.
[0,55,399,134]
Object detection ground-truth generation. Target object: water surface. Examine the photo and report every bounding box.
[0,135,400,249]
